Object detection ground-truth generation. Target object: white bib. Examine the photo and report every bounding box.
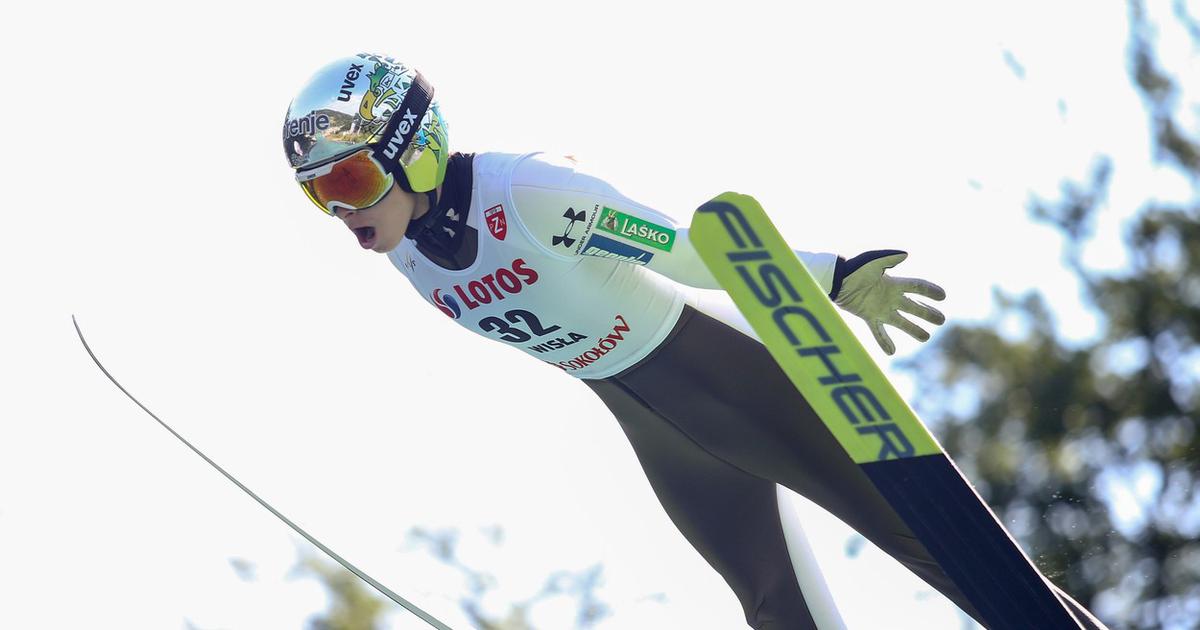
[388,153,686,379]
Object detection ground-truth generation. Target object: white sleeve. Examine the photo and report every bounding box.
[508,153,839,294]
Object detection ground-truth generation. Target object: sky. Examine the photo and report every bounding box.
[2,1,1196,628]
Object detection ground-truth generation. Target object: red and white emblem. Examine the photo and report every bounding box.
[484,204,507,241]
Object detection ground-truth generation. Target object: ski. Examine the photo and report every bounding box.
[689,193,1084,629]
[72,317,453,630]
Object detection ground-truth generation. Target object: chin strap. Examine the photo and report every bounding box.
[404,190,442,238]
[405,153,475,255]
[404,189,459,250]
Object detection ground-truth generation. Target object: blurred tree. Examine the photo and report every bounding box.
[301,554,390,630]
[904,2,1199,628]
[406,527,610,630]
[297,526,611,630]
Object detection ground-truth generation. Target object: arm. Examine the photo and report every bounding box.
[509,154,839,293]
[510,154,946,353]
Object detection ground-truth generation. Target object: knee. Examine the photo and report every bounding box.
[742,581,819,630]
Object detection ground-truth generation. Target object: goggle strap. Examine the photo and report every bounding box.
[370,72,434,193]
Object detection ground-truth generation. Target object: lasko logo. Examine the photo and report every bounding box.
[439,259,540,314]
[580,234,654,265]
[552,208,588,249]
[552,316,631,371]
[431,289,462,319]
[382,109,420,160]
[337,63,365,102]
[485,205,507,241]
[598,207,676,252]
[283,112,330,140]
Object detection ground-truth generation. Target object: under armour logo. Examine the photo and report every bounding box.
[441,207,461,238]
[553,208,588,248]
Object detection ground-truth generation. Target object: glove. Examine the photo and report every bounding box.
[831,250,946,355]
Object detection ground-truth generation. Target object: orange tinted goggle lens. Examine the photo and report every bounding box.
[298,150,394,215]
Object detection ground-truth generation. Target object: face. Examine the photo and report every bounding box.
[333,183,422,253]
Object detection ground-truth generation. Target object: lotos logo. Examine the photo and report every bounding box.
[431,289,462,319]
[552,315,631,371]
[437,259,539,314]
[485,204,507,240]
[337,63,365,102]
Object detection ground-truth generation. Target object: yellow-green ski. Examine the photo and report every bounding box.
[690,192,1085,629]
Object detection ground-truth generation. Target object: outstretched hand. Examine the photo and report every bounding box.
[833,250,946,355]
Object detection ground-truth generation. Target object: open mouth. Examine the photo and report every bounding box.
[353,226,377,249]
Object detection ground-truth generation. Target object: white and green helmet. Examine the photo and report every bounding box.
[283,53,449,193]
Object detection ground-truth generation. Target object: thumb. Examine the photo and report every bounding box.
[844,250,908,277]
[861,251,908,274]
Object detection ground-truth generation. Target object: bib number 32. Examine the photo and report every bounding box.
[478,309,561,343]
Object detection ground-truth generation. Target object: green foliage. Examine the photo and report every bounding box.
[300,554,389,630]
[298,527,611,630]
[905,2,1199,627]
[406,527,610,630]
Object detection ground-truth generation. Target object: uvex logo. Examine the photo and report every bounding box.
[434,259,540,318]
[337,63,364,102]
[552,315,631,371]
[383,109,420,160]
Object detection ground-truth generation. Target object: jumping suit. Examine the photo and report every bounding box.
[387,151,1104,629]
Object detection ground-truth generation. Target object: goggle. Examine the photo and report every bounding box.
[295,149,395,216]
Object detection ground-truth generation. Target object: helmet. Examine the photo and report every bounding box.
[282,53,449,195]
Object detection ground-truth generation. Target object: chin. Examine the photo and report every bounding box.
[373,238,401,253]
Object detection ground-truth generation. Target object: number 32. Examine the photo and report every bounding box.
[478,309,561,343]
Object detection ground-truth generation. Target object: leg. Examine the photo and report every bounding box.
[586,378,826,630]
[613,306,1108,628]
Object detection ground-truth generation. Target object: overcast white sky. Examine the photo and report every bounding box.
[3,1,1196,628]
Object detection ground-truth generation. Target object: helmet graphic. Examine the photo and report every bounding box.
[283,53,449,195]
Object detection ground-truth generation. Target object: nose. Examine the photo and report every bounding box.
[333,207,356,220]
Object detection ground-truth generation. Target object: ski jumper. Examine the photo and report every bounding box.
[388,152,1103,629]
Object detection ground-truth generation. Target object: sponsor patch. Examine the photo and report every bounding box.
[528,331,588,353]
[580,234,654,265]
[431,259,540,318]
[283,112,330,141]
[598,207,675,252]
[431,289,462,319]
[553,208,588,250]
[485,205,507,240]
[551,315,631,371]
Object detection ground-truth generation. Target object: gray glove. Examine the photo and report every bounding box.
[831,250,946,355]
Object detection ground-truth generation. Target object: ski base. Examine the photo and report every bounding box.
[689,193,1083,629]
